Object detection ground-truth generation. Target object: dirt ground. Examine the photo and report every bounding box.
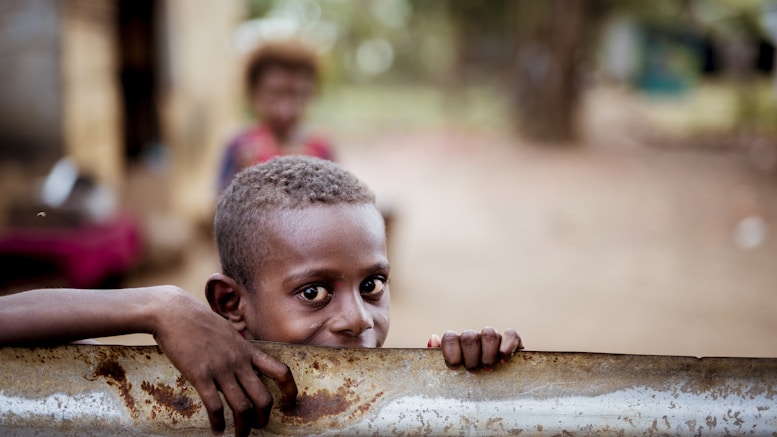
[115,87,777,359]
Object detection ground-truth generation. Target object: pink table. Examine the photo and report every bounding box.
[0,213,142,288]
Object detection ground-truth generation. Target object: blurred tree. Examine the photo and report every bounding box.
[507,0,595,143]
[242,0,776,142]
[445,0,599,143]
[445,0,776,142]
[244,0,599,143]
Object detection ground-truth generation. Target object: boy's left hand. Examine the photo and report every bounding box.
[427,327,523,371]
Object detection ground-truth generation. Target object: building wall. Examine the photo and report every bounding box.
[159,0,244,225]
[0,0,243,228]
[62,0,123,190]
[0,0,63,166]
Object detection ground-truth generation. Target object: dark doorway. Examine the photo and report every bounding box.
[117,0,160,162]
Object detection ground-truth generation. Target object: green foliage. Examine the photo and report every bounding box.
[606,0,774,38]
[243,0,458,85]
[241,0,777,142]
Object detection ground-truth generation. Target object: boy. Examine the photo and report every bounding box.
[218,39,334,192]
[0,156,522,437]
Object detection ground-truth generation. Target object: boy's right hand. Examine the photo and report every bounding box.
[428,327,524,371]
[153,289,297,437]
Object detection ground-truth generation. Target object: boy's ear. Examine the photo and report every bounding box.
[205,273,248,333]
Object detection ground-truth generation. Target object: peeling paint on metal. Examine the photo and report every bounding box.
[0,391,125,422]
[0,344,775,436]
[367,387,777,435]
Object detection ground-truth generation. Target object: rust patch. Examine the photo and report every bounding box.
[281,387,350,423]
[352,390,384,419]
[94,358,126,382]
[140,380,201,422]
[279,377,380,427]
[92,358,137,418]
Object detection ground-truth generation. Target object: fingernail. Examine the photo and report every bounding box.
[427,339,432,348]
[483,367,494,372]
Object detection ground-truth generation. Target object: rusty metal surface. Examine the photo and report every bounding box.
[0,343,776,436]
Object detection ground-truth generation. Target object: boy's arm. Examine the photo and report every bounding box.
[0,287,297,437]
[0,286,180,343]
[428,327,523,371]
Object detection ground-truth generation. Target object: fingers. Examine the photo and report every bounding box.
[252,350,298,407]
[441,331,463,369]
[427,334,441,348]
[499,328,524,363]
[153,295,295,435]
[197,348,295,437]
[219,348,298,436]
[218,376,255,437]
[439,327,523,371]
[479,327,501,370]
[190,382,226,435]
[459,330,482,371]
[234,366,273,429]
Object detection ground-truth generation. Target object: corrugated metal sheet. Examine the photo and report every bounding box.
[1,343,775,435]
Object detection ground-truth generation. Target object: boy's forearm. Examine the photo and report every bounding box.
[0,286,181,345]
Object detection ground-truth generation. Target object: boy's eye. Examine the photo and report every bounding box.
[360,278,386,295]
[300,285,331,302]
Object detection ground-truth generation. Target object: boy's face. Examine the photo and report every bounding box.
[241,203,390,348]
[252,66,315,138]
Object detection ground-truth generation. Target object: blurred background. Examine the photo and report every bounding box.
[0,0,775,357]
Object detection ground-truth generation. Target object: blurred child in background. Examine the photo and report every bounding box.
[219,39,334,192]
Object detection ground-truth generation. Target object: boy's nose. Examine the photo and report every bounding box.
[330,291,374,337]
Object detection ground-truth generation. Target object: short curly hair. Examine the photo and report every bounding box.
[245,39,319,96]
[215,156,377,291]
